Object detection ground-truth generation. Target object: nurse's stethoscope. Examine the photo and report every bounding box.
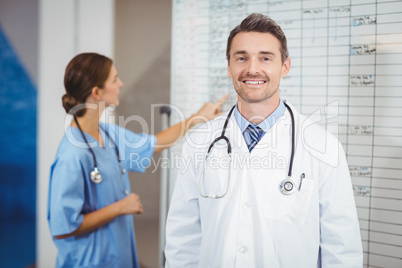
[73,117,126,187]
[199,102,302,199]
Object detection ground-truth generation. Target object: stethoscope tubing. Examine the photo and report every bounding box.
[206,105,236,156]
[283,102,295,177]
[73,116,121,171]
[199,102,296,198]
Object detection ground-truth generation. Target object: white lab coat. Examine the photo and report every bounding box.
[165,102,363,268]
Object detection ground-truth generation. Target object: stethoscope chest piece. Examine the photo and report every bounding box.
[90,167,102,183]
[280,177,296,195]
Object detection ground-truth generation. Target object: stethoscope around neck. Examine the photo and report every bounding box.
[73,116,126,185]
[199,102,298,199]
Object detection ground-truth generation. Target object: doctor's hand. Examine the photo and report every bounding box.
[118,193,144,215]
[190,95,229,126]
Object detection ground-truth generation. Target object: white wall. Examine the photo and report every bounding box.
[37,0,114,266]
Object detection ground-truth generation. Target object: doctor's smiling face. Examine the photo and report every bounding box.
[227,31,290,105]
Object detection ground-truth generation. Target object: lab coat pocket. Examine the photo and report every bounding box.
[263,176,315,226]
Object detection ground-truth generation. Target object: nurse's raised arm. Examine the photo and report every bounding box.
[154,94,228,153]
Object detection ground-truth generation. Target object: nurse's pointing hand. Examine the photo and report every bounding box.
[119,193,144,215]
[190,94,229,125]
[154,95,229,152]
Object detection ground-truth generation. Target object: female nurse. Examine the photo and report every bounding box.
[47,52,226,267]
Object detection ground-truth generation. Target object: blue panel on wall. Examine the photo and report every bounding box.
[0,25,37,267]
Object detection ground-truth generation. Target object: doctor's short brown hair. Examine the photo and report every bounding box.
[226,13,289,64]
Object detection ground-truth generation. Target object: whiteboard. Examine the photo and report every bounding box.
[169,0,402,267]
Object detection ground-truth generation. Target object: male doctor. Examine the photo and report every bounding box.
[165,13,363,267]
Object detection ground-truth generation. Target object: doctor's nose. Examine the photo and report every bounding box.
[245,59,260,75]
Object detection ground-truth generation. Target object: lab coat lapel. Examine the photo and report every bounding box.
[254,105,293,151]
[227,114,249,154]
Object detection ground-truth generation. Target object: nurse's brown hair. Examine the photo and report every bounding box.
[62,52,113,117]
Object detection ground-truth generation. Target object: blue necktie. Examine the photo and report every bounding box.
[246,124,263,152]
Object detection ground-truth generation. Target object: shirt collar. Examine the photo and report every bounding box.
[233,99,286,133]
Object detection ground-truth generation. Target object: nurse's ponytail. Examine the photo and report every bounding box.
[62,93,84,116]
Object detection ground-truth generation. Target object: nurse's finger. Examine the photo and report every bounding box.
[210,112,223,120]
[214,94,229,111]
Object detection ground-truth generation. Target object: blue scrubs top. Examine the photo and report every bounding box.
[47,122,156,268]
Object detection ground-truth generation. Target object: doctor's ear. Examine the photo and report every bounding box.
[281,57,291,78]
[227,64,233,78]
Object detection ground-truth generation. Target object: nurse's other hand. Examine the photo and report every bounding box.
[191,95,228,125]
[119,193,144,215]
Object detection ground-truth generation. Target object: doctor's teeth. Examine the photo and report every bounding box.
[245,81,265,84]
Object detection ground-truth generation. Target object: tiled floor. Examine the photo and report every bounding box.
[134,216,160,268]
